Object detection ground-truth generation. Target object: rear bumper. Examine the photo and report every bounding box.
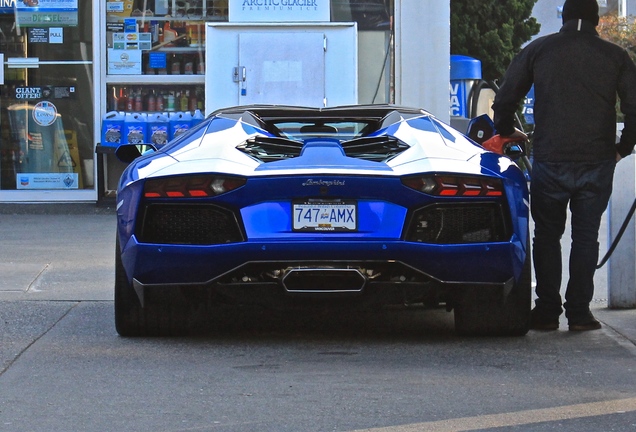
[122,237,525,289]
[131,272,515,310]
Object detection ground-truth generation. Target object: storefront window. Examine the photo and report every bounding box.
[0,1,94,192]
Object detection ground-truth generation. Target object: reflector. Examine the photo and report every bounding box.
[402,174,503,197]
[143,175,246,198]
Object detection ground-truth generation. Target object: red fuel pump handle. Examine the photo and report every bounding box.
[482,134,528,156]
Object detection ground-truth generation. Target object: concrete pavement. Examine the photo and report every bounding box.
[0,203,635,345]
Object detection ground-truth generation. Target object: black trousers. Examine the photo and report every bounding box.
[530,159,616,320]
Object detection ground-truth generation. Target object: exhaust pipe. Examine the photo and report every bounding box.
[281,268,367,293]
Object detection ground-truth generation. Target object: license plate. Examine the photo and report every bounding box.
[293,201,357,232]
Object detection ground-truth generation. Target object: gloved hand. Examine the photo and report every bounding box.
[504,128,528,141]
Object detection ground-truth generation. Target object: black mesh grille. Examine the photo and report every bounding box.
[340,136,410,161]
[138,204,244,245]
[405,203,509,244]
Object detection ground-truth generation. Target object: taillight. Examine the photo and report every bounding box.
[143,175,246,198]
[402,175,503,197]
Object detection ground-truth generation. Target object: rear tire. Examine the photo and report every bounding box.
[114,236,192,337]
[454,247,531,336]
[114,236,144,336]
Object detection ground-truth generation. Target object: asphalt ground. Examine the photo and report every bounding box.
[2,203,636,432]
[0,202,635,345]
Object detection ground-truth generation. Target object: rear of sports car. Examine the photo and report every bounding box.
[114,105,530,337]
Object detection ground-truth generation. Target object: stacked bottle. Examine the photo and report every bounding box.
[107,86,204,113]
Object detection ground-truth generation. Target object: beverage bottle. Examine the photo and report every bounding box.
[134,88,143,112]
[196,86,204,110]
[126,88,134,112]
[180,90,189,111]
[147,90,156,112]
[166,91,176,112]
[118,87,128,111]
[184,55,194,75]
[189,89,197,111]
[156,91,165,111]
[196,55,205,75]
[170,53,181,75]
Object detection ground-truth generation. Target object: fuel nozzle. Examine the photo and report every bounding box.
[482,129,528,158]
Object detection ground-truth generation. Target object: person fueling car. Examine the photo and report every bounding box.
[492,0,636,331]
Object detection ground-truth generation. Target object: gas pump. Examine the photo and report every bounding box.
[449,55,497,133]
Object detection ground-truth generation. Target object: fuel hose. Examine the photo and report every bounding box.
[596,197,636,269]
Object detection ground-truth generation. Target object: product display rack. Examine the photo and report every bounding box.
[98,0,228,203]
[104,0,229,106]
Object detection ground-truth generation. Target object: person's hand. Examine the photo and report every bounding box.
[504,128,528,142]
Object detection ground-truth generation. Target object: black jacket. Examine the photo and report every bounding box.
[492,19,636,162]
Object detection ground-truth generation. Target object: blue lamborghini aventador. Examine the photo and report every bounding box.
[114,105,531,336]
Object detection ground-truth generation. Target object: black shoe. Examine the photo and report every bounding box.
[530,309,559,331]
[568,311,601,331]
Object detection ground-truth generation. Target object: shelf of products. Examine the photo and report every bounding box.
[105,0,227,79]
[102,2,212,147]
[107,84,204,113]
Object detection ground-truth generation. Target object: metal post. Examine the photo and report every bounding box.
[618,0,627,18]
[393,0,450,123]
[607,133,636,308]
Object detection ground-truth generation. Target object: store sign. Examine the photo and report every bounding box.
[29,26,65,43]
[49,27,63,43]
[229,0,330,22]
[15,86,43,99]
[32,101,58,126]
[13,85,76,100]
[0,0,79,27]
[108,49,142,75]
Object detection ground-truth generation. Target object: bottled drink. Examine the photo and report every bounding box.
[118,87,128,111]
[134,88,143,112]
[180,90,189,112]
[196,56,205,75]
[189,89,197,111]
[156,91,165,111]
[184,55,194,75]
[170,54,181,75]
[147,90,156,112]
[126,88,134,111]
[166,91,176,112]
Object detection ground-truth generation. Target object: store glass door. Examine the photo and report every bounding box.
[0,1,93,199]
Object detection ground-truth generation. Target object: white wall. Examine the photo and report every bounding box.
[394,0,450,123]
